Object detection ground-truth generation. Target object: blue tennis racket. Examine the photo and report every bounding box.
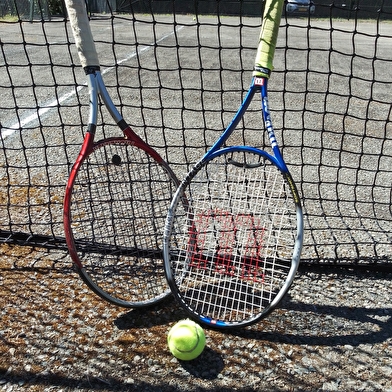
[163,0,304,328]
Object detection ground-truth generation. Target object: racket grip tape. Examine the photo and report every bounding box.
[253,0,284,78]
[64,0,100,69]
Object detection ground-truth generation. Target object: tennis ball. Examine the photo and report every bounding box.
[167,319,206,361]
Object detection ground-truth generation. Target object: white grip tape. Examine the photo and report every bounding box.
[64,0,99,68]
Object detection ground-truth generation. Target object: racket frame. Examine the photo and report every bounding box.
[64,68,179,308]
[163,75,304,327]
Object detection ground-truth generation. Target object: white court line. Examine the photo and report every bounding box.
[2,26,184,139]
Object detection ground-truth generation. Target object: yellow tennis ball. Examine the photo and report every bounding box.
[167,319,206,361]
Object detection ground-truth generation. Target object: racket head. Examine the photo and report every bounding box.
[64,138,179,308]
[163,147,303,328]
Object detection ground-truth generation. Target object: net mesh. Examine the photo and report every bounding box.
[1,0,391,268]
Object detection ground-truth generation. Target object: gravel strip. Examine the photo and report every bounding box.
[0,244,391,391]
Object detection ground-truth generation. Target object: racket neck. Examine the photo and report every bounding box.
[83,67,123,127]
[205,85,257,158]
[86,72,98,129]
[95,71,123,124]
[259,78,288,172]
[84,69,129,133]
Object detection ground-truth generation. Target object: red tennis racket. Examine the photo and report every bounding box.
[63,0,179,307]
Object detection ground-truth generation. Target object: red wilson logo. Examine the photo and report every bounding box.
[254,77,264,86]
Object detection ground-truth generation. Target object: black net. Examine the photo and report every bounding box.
[0,0,391,268]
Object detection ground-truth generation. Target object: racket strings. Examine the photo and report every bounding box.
[70,140,176,304]
[169,151,297,323]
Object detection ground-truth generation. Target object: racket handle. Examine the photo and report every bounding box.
[253,0,284,78]
[64,0,100,69]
